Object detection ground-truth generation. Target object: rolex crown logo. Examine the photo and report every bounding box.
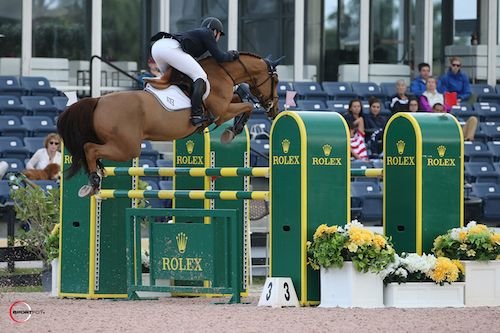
[282,139,290,154]
[176,232,188,253]
[397,140,405,155]
[437,145,446,158]
[186,140,195,154]
[322,144,332,156]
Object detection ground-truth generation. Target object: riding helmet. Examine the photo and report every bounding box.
[201,17,225,36]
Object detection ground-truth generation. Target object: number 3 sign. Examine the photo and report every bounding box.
[258,277,299,308]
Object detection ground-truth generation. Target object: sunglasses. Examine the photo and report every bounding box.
[49,141,60,145]
[451,63,461,67]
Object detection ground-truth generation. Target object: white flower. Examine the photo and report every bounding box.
[402,253,436,274]
[395,267,408,278]
[450,228,461,241]
[465,221,477,230]
[141,249,150,268]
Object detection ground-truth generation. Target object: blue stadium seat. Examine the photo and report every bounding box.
[140,140,159,163]
[293,82,328,101]
[0,137,31,159]
[0,96,28,117]
[0,180,13,204]
[23,137,45,154]
[21,96,59,118]
[474,103,500,122]
[487,141,500,161]
[351,181,382,222]
[379,82,401,98]
[2,158,24,175]
[52,96,69,112]
[351,82,386,100]
[470,182,500,221]
[250,138,269,167]
[322,82,357,100]
[471,84,500,104]
[156,159,173,168]
[296,100,328,111]
[450,104,476,120]
[465,162,499,183]
[247,116,272,140]
[464,141,493,162]
[20,76,59,97]
[138,158,156,168]
[31,180,59,191]
[480,122,500,141]
[326,100,348,113]
[0,115,29,139]
[0,76,27,96]
[277,81,294,97]
[22,116,56,137]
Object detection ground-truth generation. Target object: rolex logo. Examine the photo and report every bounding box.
[437,145,446,157]
[397,140,405,155]
[322,144,332,156]
[282,139,290,154]
[186,140,195,154]
[176,232,188,253]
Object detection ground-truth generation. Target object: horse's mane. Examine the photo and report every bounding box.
[199,51,262,65]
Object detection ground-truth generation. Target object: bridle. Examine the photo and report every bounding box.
[219,57,279,116]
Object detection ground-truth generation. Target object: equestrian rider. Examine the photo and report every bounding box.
[150,17,240,127]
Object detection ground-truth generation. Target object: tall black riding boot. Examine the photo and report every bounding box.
[190,78,208,127]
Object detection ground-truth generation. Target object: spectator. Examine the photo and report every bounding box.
[137,57,161,88]
[365,98,388,133]
[408,96,420,112]
[344,98,365,134]
[0,160,7,179]
[26,133,62,171]
[410,62,431,97]
[346,118,368,161]
[439,56,471,103]
[431,102,478,141]
[419,77,447,112]
[390,79,410,114]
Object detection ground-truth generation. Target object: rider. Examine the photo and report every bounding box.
[150,17,240,127]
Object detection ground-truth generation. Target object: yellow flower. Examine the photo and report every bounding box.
[313,224,328,240]
[468,224,488,235]
[349,226,374,246]
[452,260,465,275]
[466,249,476,257]
[491,233,500,245]
[326,225,338,234]
[347,242,358,253]
[429,257,460,283]
[458,230,467,242]
[373,234,387,249]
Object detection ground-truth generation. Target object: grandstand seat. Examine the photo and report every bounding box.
[487,141,500,161]
[379,82,399,98]
[464,162,499,183]
[140,140,159,163]
[22,116,56,137]
[52,96,69,112]
[23,137,45,154]
[32,180,59,191]
[2,158,24,175]
[371,159,383,168]
[0,96,28,117]
[247,116,272,140]
[277,81,294,97]
[296,100,328,111]
[351,82,386,100]
[156,159,173,168]
[0,137,31,159]
[450,104,476,120]
[21,96,59,118]
[293,82,328,101]
[480,122,500,141]
[0,180,13,204]
[471,84,500,104]
[326,100,348,113]
[351,181,382,222]
[322,82,357,100]
[0,115,29,139]
[0,76,27,96]
[250,138,269,167]
[464,141,493,162]
[470,182,500,221]
[351,160,374,169]
[474,103,500,122]
[20,76,59,97]
[138,158,156,168]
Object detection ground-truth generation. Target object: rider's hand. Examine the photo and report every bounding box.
[229,50,239,60]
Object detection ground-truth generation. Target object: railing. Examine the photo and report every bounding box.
[88,55,143,96]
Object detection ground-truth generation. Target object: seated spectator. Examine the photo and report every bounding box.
[137,57,161,88]
[346,118,368,161]
[431,102,478,141]
[344,98,365,134]
[410,62,431,97]
[26,133,62,173]
[365,98,388,132]
[438,56,471,104]
[390,79,410,114]
[419,77,448,112]
[408,96,420,112]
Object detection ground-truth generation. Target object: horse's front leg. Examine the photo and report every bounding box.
[76,142,104,197]
[219,102,253,144]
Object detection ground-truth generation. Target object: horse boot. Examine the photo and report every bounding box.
[190,78,210,127]
[89,171,102,194]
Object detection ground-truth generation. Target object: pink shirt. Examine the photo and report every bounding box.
[351,130,368,160]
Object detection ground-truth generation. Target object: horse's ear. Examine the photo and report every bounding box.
[270,56,285,69]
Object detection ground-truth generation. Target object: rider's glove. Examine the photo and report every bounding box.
[229,50,239,60]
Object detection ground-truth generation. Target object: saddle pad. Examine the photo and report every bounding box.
[145,84,191,111]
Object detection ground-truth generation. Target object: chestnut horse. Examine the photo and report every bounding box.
[57,52,280,196]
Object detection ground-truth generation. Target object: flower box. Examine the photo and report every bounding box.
[463,260,500,306]
[384,282,465,308]
[320,262,384,308]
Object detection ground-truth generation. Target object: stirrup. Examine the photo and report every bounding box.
[191,114,210,127]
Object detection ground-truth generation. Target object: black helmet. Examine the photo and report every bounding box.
[201,17,225,36]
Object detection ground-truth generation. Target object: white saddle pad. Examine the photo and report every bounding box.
[145,84,191,111]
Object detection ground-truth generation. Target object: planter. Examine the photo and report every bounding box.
[463,260,500,306]
[51,258,59,297]
[384,282,465,308]
[319,262,383,308]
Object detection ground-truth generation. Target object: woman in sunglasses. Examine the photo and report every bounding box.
[439,56,471,103]
[26,133,62,171]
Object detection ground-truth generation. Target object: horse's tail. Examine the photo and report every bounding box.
[57,97,100,179]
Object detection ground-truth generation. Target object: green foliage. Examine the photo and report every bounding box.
[10,184,60,266]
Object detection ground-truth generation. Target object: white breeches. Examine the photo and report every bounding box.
[151,38,210,99]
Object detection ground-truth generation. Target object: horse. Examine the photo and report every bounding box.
[57,52,281,197]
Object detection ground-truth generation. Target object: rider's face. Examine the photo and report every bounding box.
[214,30,221,42]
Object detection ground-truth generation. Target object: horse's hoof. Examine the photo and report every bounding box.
[220,129,235,144]
[78,185,95,197]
